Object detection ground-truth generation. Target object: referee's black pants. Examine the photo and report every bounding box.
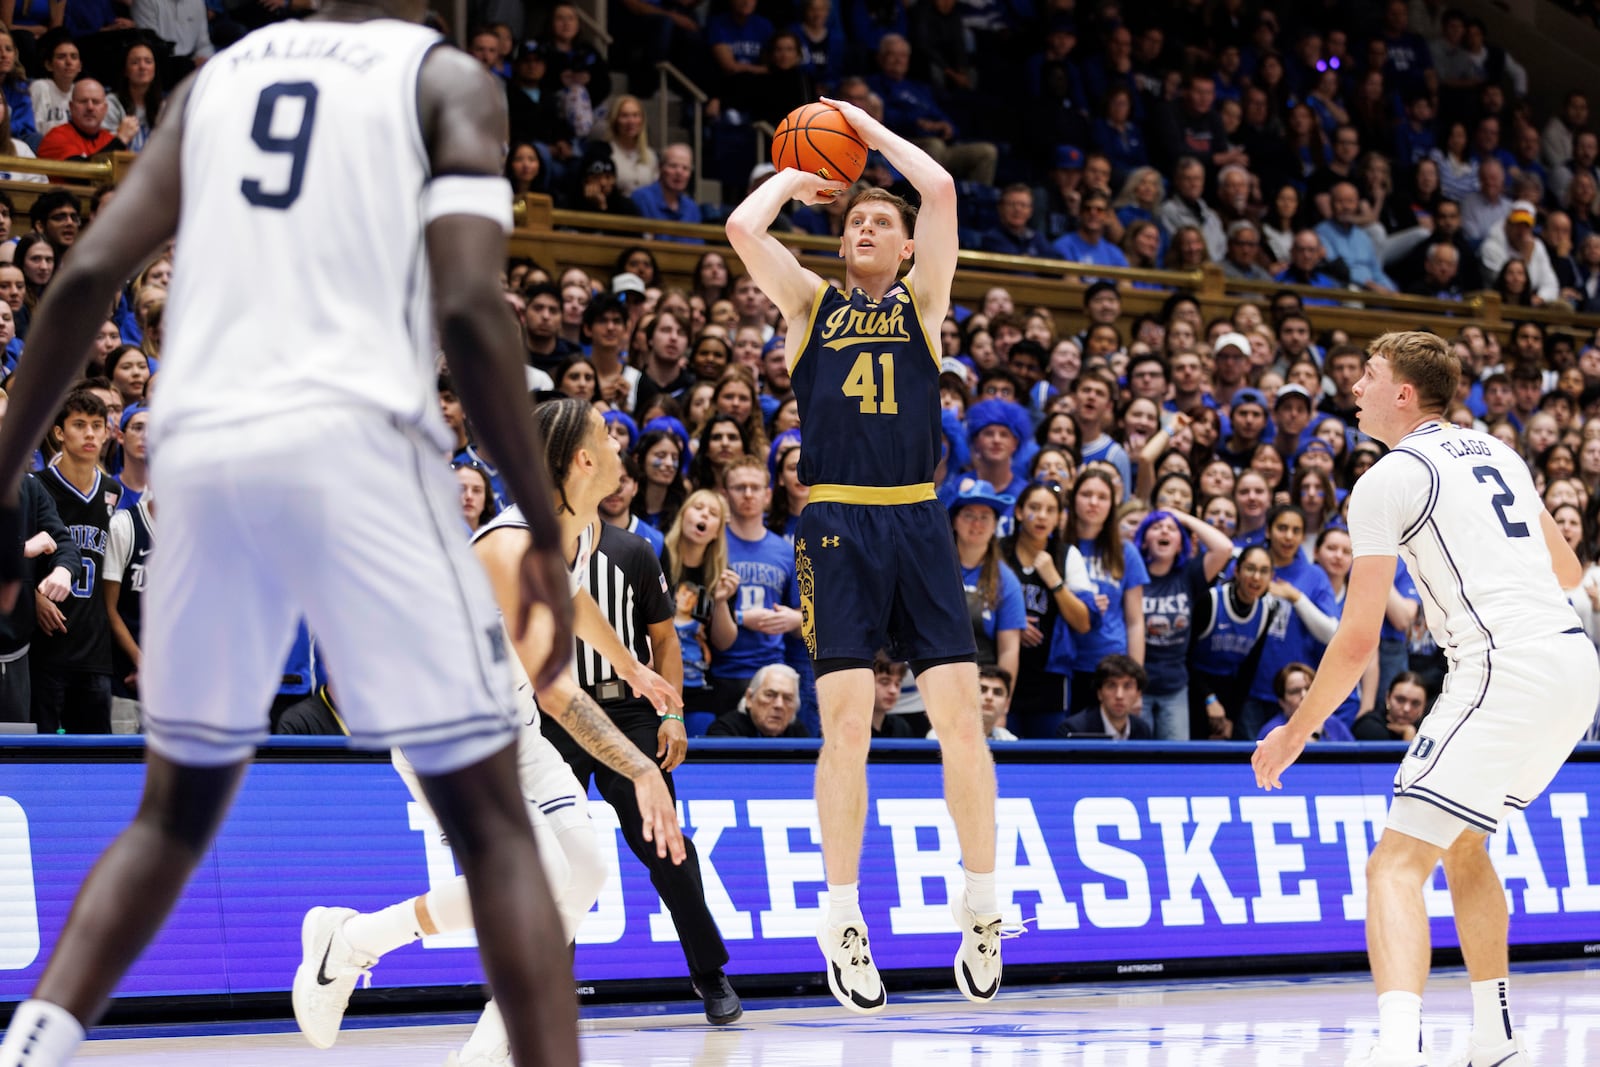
[542,705,731,979]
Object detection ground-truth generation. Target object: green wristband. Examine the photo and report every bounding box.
[662,713,685,723]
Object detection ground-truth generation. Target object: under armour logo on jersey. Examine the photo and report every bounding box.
[821,536,841,547]
[485,626,507,663]
[1409,736,1436,760]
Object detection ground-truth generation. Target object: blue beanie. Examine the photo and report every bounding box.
[964,398,1031,447]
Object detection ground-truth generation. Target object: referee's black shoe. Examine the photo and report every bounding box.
[691,971,743,1025]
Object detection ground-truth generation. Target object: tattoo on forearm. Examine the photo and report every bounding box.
[558,690,654,779]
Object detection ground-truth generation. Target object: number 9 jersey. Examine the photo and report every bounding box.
[790,284,943,493]
[155,21,454,452]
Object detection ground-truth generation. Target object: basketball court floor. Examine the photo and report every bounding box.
[68,963,1600,1065]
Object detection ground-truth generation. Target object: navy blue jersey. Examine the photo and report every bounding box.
[34,465,120,671]
[791,283,942,492]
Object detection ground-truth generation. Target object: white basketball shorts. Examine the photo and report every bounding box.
[140,407,518,773]
[1388,628,1599,848]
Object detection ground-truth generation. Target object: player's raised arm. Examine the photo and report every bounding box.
[724,168,836,323]
[819,96,958,319]
[418,47,572,673]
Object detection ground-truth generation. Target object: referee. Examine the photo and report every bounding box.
[541,521,742,1024]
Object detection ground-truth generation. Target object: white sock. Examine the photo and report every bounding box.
[826,882,862,924]
[1376,990,1423,1056]
[1470,977,1513,1047]
[423,876,476,935]
[963,868,998,916]
[0,999,85,1067]
[343,900,425,959]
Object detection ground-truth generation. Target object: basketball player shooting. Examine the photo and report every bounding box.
[1252,331,1599,1067]
[0,8,580,1067]
[726,98,1004,1015]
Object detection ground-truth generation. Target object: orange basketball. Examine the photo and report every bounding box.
[771,102,868,185]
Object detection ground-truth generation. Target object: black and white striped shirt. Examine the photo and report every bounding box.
[575,524,676,691]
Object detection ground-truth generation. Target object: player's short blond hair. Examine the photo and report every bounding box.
[846,186,917,233]
[1368,330,1458,415]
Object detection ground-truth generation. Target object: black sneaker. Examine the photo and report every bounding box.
[691,971,743,1025]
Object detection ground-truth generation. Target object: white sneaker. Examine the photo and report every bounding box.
[951,897,1007,1004]
[1441,1035,1528,1067]
[291,906,376,1049]
[1345,1043,1429,1067]
[816,918,886,1014]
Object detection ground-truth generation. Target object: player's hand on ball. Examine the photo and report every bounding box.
[633,769,687,863]
[788,170,849,206]
[1251,725,1304,791]
[657,716,687,771]
[818,96,875,144]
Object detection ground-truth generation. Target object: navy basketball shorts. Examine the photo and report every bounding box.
[795,499,976,667]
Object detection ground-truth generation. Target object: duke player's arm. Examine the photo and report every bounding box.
[1543,509,1584,588]
[1254,554,1392,788]
[820,96,958,323]
[474,528,686,861]
[646,616,688,771]
[0,79,193,600]
[572,588,683,714]
[420,47,572,672]
[725,169,835,329]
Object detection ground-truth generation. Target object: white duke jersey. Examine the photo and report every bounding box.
[153,20,451,449]
[472,506,595,598]
[1347,421,1580,666]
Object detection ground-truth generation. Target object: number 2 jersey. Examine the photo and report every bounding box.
[153,20,453,452]
[790,283,942,492]
[1347,421,1580,667]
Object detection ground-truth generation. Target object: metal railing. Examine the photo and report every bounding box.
[654,61,710,203]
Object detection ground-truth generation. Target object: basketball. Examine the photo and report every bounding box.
[771,102,868,185]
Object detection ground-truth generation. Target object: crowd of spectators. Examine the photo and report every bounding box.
[445,251,1600,746]
[4,4,1600,748]
[457,0,1600,311]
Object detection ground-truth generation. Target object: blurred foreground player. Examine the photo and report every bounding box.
[0,10,582,1067]
[1254,332,1600,1067]
[726,97,1004,1015]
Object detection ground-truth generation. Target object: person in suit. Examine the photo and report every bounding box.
[1056,653,1154,739]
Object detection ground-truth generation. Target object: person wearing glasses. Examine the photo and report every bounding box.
[707,662,809,737]
[1219,220,1274,282]
[710,456,800,715]
[1051,189,1129,268]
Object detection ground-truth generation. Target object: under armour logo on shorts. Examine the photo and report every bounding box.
[822,536,841,547]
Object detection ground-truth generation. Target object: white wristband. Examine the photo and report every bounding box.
[421,174,514,233]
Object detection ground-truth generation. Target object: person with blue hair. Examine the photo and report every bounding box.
[603,409,639,453]
[1133,507,1236,740]
[960,399,1030,533]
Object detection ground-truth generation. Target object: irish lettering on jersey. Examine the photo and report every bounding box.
[790,284,941,489]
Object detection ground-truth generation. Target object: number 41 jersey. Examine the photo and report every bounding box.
[156,20,451,449]
[790,283,943,491]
